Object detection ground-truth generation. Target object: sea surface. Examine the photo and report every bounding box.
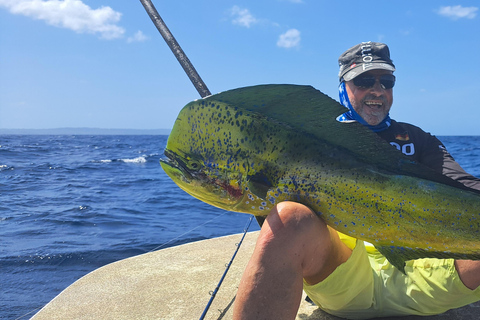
[1,135,480,319]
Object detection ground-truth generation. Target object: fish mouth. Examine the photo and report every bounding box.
[160,149,245,202]
[159,149,175,167]
[160,149,194,180]
[159,149,176,165]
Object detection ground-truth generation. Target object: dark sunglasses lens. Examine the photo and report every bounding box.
[380,75,395,89]
[353,75,395,89]
[353,76,375,88]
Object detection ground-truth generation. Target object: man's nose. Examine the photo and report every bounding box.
[370,79,386,94]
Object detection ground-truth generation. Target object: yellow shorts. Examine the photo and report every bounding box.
[303,236,480,320]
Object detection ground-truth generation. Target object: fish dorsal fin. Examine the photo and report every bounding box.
[209,84,392,165]
[205,84,477,193]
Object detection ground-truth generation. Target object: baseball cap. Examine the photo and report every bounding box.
[338,41,396,81]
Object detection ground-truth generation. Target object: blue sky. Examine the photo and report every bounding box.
[0,1,479,135]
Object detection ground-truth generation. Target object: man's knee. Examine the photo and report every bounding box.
[255,201,329,255]
[455,260,480,290]
[265,201,322,234]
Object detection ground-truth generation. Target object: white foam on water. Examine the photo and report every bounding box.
[120,156,147,164]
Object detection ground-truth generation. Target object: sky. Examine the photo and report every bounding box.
[0,0,479,135]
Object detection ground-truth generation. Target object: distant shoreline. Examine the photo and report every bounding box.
[0,128,476,137]
[0,128,171,135]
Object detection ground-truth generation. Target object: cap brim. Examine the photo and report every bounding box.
[342,63,396,81]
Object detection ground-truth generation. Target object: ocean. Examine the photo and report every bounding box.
[1,134,479,319]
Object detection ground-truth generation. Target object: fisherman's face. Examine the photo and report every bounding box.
[345,69,394,126]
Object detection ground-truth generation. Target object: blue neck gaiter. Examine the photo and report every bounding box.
[336,81,391,132]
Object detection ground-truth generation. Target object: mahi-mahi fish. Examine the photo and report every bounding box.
[160,84,480,273]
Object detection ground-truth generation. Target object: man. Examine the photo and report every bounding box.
[233,42,480,320]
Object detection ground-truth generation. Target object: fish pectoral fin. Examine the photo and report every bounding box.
[247,172,273,200]
[376,246,408,274]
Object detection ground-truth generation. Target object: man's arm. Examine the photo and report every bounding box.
[419,134,480,192]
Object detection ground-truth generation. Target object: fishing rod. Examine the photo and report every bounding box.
[139,0,211,98]
[139,1,254,318]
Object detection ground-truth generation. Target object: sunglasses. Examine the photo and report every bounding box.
[352,74,396,90]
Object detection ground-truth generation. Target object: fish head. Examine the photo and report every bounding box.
[160,147,245,209]
[160,99,255,210]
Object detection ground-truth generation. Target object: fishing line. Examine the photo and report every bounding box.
[14,307,44,320]
[148,211,229,252]
[199,215,254,320]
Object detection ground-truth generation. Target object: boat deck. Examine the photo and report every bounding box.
[32,231,480,319]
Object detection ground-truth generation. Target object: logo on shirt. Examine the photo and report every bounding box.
[395,133,410,141]
[390,142,415,156]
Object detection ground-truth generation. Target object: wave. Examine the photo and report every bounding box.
[120,156,147,164]
[96,156,148,164]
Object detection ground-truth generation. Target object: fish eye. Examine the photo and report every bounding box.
[187,160,201,171]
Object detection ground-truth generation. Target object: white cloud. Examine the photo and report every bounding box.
[277,28,301,48]
[127,30,148,43]
[0,0,125,39]
[230,5,258,28]
[437,5,478,20]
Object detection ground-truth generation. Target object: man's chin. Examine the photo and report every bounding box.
[363,116,386,126]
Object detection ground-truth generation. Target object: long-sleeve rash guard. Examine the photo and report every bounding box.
[376,120,480,192]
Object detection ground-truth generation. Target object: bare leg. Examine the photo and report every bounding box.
[455,260,480,290]
[233,201,352,320]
